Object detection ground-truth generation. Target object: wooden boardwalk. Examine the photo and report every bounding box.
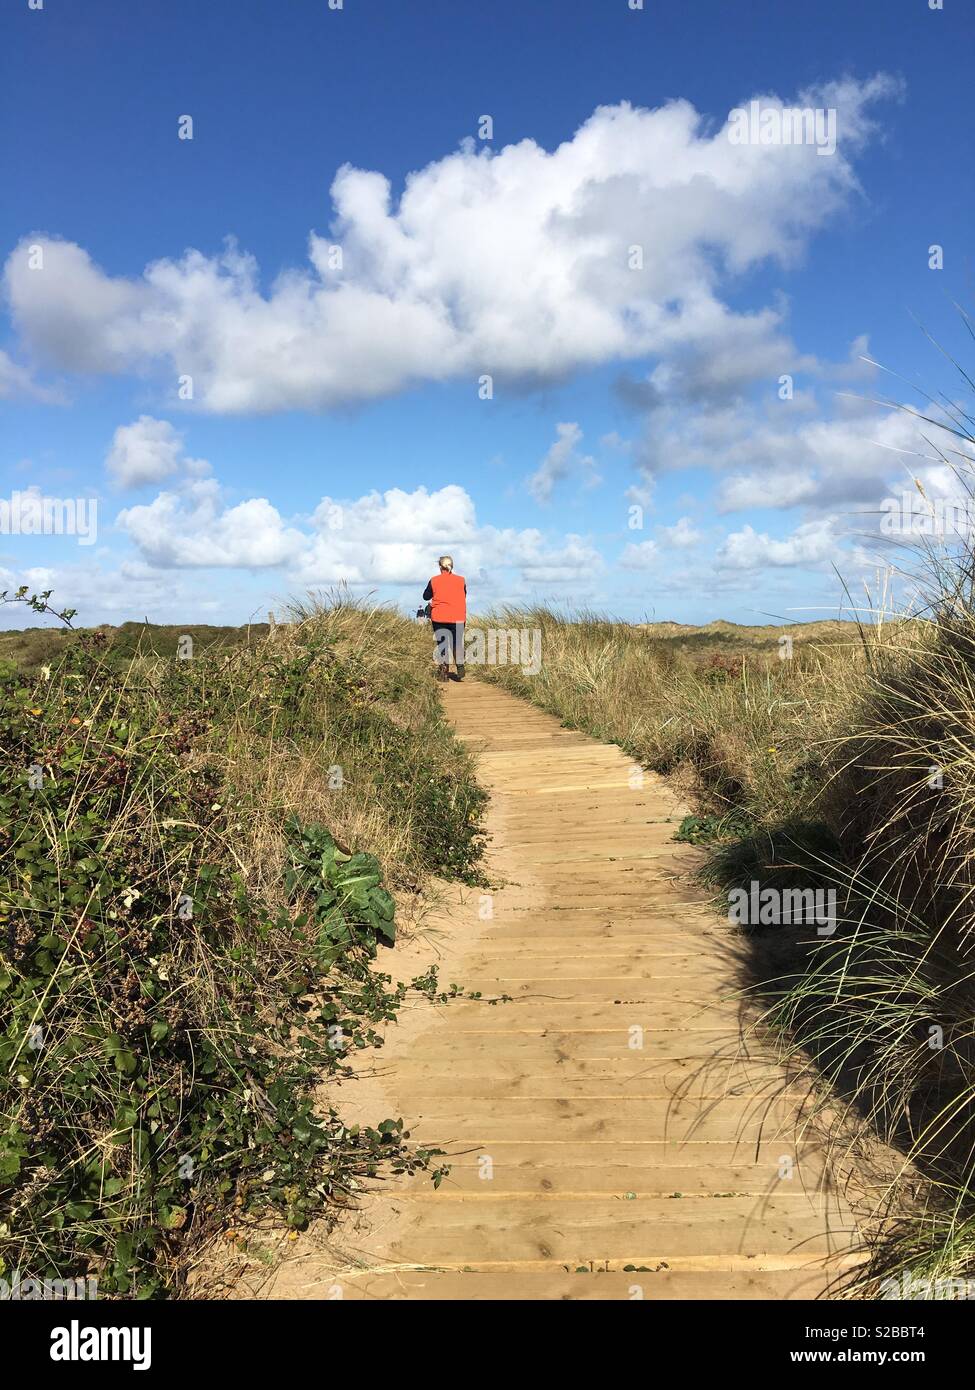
[269,681,860,1300]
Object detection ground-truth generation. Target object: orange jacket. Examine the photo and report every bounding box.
[425,571,466,622]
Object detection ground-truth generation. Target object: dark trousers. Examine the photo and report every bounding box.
[432,622,465,668]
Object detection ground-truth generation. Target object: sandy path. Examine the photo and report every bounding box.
[262,681,861,1300]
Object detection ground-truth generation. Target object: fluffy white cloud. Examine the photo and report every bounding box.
[4,78,897,413]
[298,485,602,587]
[517,534,602,584]
[619,539,659,569]
[636,302,819,407]
[619,350,969,526]
[116,480,307,568]
[526,422,598,502]
[714,403,971,514]
[716,518,841,570]
[719,468,820,511]
[113,478,602,590]
[661,516,702,547]
[106,415,209,488]
[296,485,478,585]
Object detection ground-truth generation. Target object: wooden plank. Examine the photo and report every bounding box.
[267,680,860,1303]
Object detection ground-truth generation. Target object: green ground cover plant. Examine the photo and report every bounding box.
[0,589,488,1296]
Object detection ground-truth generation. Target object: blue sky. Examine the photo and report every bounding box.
[1,0,973,626]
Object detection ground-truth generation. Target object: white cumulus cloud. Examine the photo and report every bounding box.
[661,516,702,547]
[106,415,209,488]
[4,78,898,413]
[117,479,307,568]
[114,477,602,592]
[716,518,841,571]
[619,539,659,570]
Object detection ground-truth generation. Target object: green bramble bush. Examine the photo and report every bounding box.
[0,589,487,1296]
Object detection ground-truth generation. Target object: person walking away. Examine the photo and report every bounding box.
[423,556,466,681]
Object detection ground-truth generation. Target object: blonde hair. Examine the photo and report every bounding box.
[438,555,454,571]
